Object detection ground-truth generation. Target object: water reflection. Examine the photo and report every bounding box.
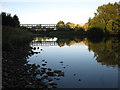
[28,36,119,88]
[30,36,120,67]
[87,38,120,66]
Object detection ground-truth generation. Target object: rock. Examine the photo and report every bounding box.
[48,81,54,85]
[48,68,52,71]
[42,60,45,62]
[44,75,48,78]
[42,64,46,66]
[60,61,63,63]
[47,72,54,76]
[54,78,56,79]
[56,78,60,80]
[78,79,81,81]
[54,70,62,73]
[73,74,76,76]
[48,81,57,85]
[47,78,53,81]
[58,72,64,76]
[37,65,40,67]
[33,47,36,50]
[41,68,47,70]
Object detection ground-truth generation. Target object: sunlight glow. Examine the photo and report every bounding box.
[1,0,119,24]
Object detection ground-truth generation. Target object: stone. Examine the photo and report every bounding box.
[54,70,62,73]
[47,72,54,76]
[48,68,52,71]
[60,61,63,63]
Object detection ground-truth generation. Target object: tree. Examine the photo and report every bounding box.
[13,15,20,27]
[88,2,120,35]
[56,20,66,30]
[1,12,20,27]
[66,22,75,30]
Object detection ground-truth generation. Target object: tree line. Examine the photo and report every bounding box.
[56,2,120,36]
[56,21,84,31]
[1,12,20,27]
[87,2,120,35]
[1,2,119,36]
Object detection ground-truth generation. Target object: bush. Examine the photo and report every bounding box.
[87,27,104,37]
[2,26,33,46]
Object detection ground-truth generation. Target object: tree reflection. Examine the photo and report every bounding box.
[87,37,120,66]
[32,36,120,66]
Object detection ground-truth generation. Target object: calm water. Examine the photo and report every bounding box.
[28,37,119,88]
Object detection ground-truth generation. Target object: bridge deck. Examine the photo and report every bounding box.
[20,24,56,30]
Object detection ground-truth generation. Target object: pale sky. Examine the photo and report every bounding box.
[0,0,119,24]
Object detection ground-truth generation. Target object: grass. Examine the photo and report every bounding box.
[2,26,33,45]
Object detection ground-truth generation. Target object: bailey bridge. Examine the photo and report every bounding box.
[20,24,56,30]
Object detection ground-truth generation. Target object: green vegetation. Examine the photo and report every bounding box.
[2,2,120,46]
[56,20,84,31]
[2,26,33,46]
[87,2,120,35]
[6,2,118,38]
[55,2,120,37]
[2,12,65,88]
[51,2,120,37]
[86,37,120,66]
[1,12,33,49]
[86,27,104,40]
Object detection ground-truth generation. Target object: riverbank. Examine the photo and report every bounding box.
[2,26,64,88]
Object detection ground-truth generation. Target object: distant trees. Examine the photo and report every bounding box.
[66,22,75,30]
[88,2,120,35]
[56,20,66,30]
[1,12,20,27]
[56,2,120,36]
[56,20,85,32]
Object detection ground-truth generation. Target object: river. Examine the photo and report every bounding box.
[27,36,119,88]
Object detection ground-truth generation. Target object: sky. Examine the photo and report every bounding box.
[0,0,119,24]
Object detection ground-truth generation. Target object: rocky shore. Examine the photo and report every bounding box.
[2,42,64,88]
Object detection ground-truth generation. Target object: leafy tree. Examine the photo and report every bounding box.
[13,15,20,27]
[56,20,66,30]
[88,2,120,35]
[66,22,75,30]
[87,27,104,38]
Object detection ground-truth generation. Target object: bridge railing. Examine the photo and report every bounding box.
[20,24,57,30]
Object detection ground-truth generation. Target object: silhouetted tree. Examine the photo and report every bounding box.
[13,15,20,27]
[1,12,20,27]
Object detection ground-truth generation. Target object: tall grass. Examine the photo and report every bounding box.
[2,26,33,47]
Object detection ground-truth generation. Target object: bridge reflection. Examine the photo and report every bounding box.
[30,41,58,46]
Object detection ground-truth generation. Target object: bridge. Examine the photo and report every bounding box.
[30,41,58,46]
[20,24,57,30]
